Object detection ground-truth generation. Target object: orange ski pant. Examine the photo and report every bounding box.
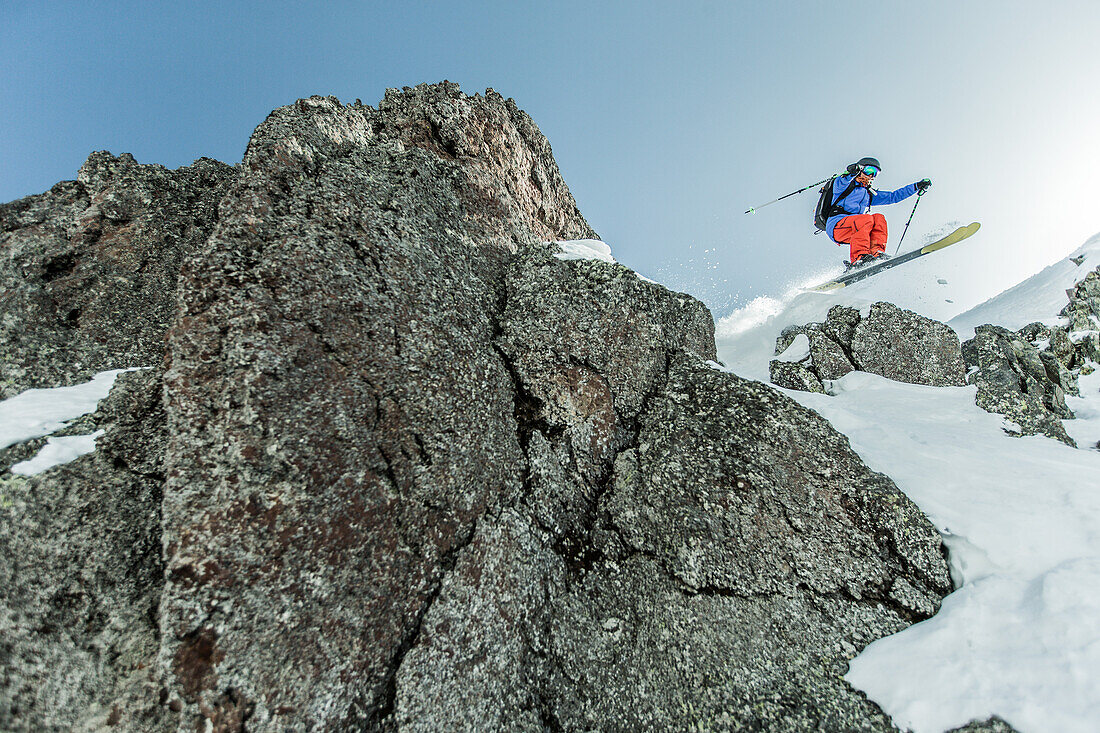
[832,213,887,262]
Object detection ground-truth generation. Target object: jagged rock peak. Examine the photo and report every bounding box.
[242,82,595,244]
[0,151,236,396]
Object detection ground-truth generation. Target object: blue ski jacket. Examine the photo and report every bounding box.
[826,174,918,241]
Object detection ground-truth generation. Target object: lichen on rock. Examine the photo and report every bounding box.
[0,152,235,397]
[771,302,965,392]
[962,323,1081,446]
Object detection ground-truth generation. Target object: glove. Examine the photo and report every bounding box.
[915,178,932,193]
[846,163,860,175]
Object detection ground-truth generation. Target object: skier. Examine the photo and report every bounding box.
[825,157,931,266]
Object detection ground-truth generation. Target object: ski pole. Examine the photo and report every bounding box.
[894,190,924,255]
[744,174,840,214]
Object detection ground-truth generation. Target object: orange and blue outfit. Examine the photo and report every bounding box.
[826,175,919,263]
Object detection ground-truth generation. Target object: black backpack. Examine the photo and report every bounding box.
[814,176,861,232]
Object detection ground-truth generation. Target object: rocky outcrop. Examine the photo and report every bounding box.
[956,264,1100,448]
[397,270,950,730]
[1060,266,1100,331]
[1,83,953,731]
[158,84,596,730]
[961,321,1092,447]
[772,302,965,391]
[853,303,967,386]
[0,152,235,397]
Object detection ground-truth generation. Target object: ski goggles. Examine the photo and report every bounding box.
[861,165,880,177]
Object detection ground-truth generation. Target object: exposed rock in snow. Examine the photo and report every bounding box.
[0,369,169,731]
[852,302,967,386]
[771,331,830,392]
[1060,267,1100,331]
[960,312,1100,447]
[963,325,1072,438]
[810,328,858,380]
[946,262,1100,450]
[822,304,862,353]
[770,358,826,392]
[771,302,964,392]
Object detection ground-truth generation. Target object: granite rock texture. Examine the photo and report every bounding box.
[0,369,169,731]
[1060,266,1100,331]
[772,303,965,391]
[962,324,1080,446]
[851,302,967,386]
[393,344,950,732]
[158,84,595,730]
[0,152,235,397]
[770,357,826,393]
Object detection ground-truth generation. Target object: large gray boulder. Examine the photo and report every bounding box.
[852,302,967,386]
[497,244,716,509]
[771,303,965,391]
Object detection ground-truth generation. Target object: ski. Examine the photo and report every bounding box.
[809,222,980,292]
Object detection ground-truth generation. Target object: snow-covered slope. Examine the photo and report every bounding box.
[950,232,1100,339]
[717,234,1100,733]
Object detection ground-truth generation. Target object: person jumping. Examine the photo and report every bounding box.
[825,157,931,266]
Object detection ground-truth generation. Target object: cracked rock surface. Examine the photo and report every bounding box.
[389,243,950,729]
[2,83,952,732]
[962,323,1084,446]
[772,303,966,391]
[159,84,594,730]
[395,349,952,731]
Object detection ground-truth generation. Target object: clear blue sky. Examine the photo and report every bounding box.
[4,1,1099,316]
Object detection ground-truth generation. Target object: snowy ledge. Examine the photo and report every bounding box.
[550,239,663,285]
[11,431,106,475]
[1,368,148,475]
[551,238,616,263]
